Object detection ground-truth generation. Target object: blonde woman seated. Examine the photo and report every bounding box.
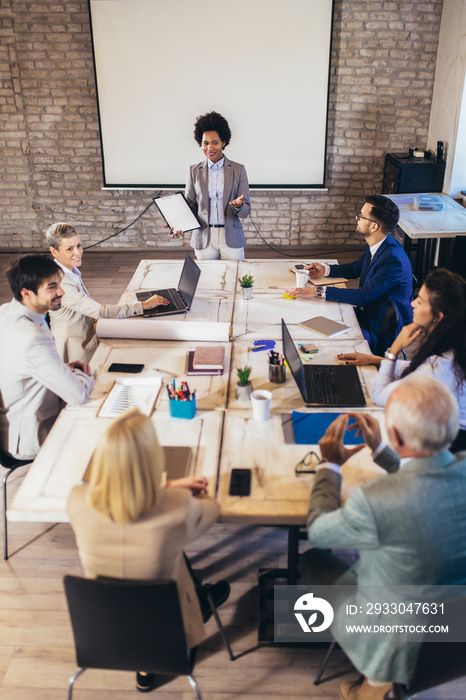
[67,408,230,694]
[46,223,169,363]
[338,268,466,452]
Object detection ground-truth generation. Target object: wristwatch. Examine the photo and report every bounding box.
[315,286,325,299]
[384,348,397,361]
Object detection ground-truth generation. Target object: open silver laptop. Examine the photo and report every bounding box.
[136,254,201,317]
[282,319,366,407]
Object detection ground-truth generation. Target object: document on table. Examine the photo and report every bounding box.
[98,377,163,418]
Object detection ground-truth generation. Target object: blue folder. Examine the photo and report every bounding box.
[291,411,366,446]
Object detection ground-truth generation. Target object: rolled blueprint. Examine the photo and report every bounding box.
[96,318,231,342]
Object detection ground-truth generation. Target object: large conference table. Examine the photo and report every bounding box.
[9,259,385,541]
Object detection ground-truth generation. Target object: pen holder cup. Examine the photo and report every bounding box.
[169,395,197,419]
[268,363,286,384]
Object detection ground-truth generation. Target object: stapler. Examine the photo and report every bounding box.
[252,339,276,352]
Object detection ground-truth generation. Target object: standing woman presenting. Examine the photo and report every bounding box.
[171,111,250,260]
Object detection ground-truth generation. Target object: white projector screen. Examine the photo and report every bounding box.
[89,0,334,189]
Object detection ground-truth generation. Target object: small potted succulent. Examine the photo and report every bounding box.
[236,365,253,400]
[238,273,254,300]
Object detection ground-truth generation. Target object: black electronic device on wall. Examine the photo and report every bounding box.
[382,152,446,194]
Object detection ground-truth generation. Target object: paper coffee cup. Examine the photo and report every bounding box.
[250,390,272,421]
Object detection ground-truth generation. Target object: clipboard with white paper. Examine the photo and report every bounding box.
[153,193,202,233]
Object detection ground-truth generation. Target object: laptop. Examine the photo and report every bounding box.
[83,446,191,482]
[281,319,366,407]
[136,254,201,317]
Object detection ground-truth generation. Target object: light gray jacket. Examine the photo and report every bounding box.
[307,446,466,684]
[0,298,94,458]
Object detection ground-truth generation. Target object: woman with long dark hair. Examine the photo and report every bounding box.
[338,268,466,452]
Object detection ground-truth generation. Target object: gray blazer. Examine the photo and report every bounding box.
[0,299,94,458]
[49,269,143,363]
[307,446,466,684]
[186,156,250,250]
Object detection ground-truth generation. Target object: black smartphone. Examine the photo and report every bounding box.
[228,468,252,497]
[108,363,144,373]
[295,264,305,270]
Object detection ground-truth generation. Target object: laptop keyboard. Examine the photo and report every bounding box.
[310,366,341,403]
[145,288,181,315]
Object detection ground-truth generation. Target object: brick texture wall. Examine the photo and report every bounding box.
[0,0,443,250]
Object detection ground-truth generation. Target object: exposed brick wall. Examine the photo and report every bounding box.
[0,0,443,250]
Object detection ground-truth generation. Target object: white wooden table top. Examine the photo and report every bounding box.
[387,193,466,239]
[9,258,385,525]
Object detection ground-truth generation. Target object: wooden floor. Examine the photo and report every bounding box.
[1,247,465,699]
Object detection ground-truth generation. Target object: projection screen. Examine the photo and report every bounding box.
[89,0,334,189]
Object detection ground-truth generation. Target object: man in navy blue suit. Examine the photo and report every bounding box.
[288,195,413,352]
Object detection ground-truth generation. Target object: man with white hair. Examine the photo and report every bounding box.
[300,375,466,700]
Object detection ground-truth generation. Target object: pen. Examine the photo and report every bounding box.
[155,367,177,378]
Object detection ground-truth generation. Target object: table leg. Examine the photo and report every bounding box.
[287,526,301,584]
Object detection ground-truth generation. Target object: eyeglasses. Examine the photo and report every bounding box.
[295,451,323,475]
[355,212,378,225]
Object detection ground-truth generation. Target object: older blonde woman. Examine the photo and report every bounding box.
[67,409,229,693]
[47,222,169,363]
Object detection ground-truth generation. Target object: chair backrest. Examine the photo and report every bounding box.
[64,575,192,676]
[406,595,466,695]
[447,236,466,280]
[375,300,400,357]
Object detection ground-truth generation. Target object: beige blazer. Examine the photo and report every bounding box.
[67,485,220,649]
[49,269,143,363]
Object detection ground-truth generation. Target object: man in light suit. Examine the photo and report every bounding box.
[287,195,413,353]
[170,111,250,260]
[300,376,466,699]
[0,255,94,459]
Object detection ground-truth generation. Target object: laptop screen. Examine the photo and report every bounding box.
[178,254,201,309]
[281,319,308,402]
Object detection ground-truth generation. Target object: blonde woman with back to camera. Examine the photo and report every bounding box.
[67,408,230,693]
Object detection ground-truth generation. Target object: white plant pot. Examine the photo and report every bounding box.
[236,381,253,400]
[240,286,253,300]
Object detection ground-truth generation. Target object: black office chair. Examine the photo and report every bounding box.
[375,300,408,360]
[447,235,466,280]
[0,445,32,560]
[64,575,234,699]
[375,300,400,357]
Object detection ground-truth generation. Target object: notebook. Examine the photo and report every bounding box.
[298,315,351,338]
[281,319,366,408]
[186,351,224,376]
[192,345,225,370]
[136,254,201,317]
